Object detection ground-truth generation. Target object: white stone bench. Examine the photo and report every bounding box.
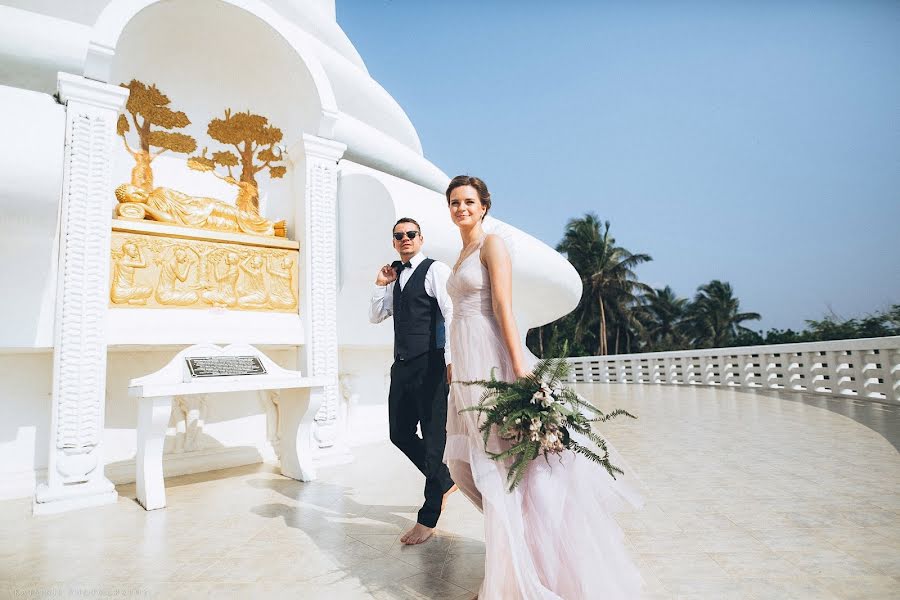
[128,343,327,510]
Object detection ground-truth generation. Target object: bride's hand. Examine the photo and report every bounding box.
[514,364,531,379]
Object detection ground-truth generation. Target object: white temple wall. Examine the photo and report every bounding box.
[338,347,392,448]
[336,166,395,348]
[0,352,52,500]
[0,86,64,349]
[0,6,90,94]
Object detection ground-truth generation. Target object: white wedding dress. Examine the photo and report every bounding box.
[444,234,643,599]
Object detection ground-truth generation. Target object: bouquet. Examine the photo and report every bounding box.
[461,358,635,492]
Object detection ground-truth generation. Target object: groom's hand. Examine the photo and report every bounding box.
[446,364,452,385]
[375,264,398,286]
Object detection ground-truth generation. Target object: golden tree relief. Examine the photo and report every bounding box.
[117,80,197,192]
[188,109,287,219]
[115,81,287,238]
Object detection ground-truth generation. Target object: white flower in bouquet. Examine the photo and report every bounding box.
[531,383,555,405]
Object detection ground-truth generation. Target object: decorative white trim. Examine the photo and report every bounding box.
[58,72,128,110]
[303,134,347,162]
[565,336,900,405]
[34,74,127,515]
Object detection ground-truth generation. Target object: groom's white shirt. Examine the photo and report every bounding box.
[369,252,453,365]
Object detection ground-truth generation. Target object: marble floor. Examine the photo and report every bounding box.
[1,384,899,599]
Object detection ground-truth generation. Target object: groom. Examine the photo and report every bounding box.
[369,217,457,545]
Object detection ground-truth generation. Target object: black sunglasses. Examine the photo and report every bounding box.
[393,231,420,241]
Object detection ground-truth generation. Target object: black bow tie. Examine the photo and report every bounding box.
[401,262,412,270]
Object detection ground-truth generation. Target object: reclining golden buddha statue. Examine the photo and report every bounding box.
[115,178,286,237]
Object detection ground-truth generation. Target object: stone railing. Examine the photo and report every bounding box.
[564,336,900,404]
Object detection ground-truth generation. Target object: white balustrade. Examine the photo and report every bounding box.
[564,336,900,404]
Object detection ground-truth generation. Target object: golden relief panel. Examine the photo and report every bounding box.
[115,80,287,238]
[109,223,299,313]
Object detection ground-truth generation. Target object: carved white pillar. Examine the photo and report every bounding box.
[301,134,349,460]
[34,74,128,515]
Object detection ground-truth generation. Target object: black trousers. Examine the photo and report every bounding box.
[388,349,455,528]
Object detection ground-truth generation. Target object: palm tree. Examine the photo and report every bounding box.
[683,280,760,348]
[606,286,649,354]
[557,214,652,355]
[640,286,689,351]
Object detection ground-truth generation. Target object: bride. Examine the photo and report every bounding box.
[443,175,643,599]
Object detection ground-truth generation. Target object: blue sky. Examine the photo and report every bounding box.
[338,0,899,331]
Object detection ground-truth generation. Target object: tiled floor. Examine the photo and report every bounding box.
[2,384,899,599]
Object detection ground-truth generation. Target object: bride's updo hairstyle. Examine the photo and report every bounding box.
[446,175,491,220]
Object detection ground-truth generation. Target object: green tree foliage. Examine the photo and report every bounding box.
[526,214,896,358]
[555,214,652,355]
[681,280,761,349]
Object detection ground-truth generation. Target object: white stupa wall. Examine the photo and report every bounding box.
[0,85,65,349]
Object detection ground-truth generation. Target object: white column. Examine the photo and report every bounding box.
[34,74,128,515]
[301,134,352,464]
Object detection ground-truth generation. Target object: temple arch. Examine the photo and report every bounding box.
[85,0,337,138]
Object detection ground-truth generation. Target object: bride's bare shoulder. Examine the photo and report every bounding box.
[482,233,507,250]
[480,234,509,261]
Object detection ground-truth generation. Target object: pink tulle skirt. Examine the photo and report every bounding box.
[445,312,644,599]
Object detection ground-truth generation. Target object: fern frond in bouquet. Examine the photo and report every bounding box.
[460,357,635,492]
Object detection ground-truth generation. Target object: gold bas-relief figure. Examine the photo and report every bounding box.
[237,254,268,308]
[267,255,297,309]
[155,246,199,306]
[110,242,153,305]
[109,230,299,313]
[201,250,240,307]
[116,81,287,238]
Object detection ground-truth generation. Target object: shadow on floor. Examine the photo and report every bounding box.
[247,476,482,598]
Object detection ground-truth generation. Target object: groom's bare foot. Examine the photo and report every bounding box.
[400,523,434,545]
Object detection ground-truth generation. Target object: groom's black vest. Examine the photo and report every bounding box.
[392,258,446,362]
